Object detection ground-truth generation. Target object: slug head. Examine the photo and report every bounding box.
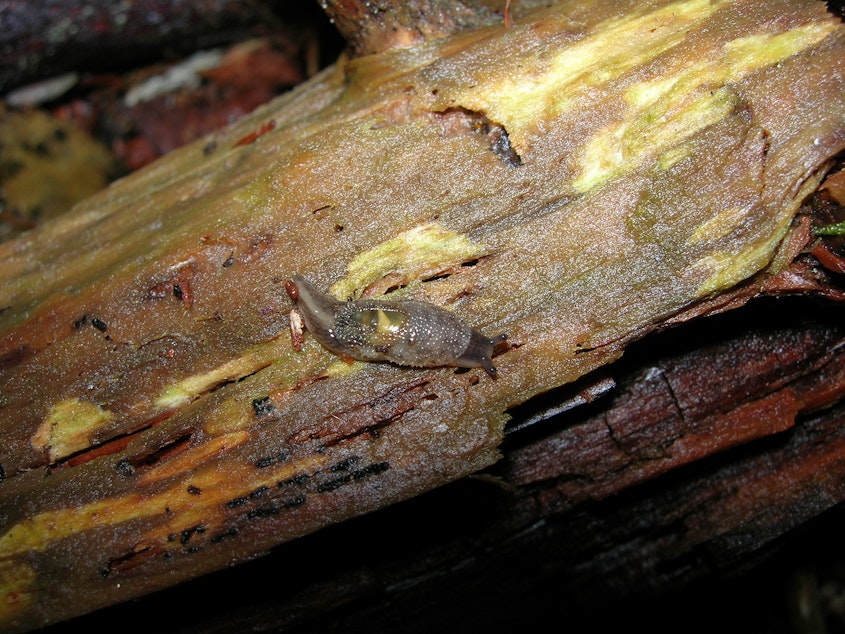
[286,276,344,350]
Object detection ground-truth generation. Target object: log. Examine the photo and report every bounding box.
[1,0,845,630]
[41,293,845,632]
[0,1,327,94]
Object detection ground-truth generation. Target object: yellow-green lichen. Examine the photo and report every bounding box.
[693,213,794,295]
[153,340,286,412]
[154,384,195,411]
[449,0,835,194]
[574,21,836,193]
[722,23,838,77]
[0,496,133,558]
[32,399,114,462]
[687,206,749,245]
[0,433,320,559]
[331,222,487,299]
[453,0,727,153]
[693,170,827,294]
[574,86,738,193]
[325,358,367,377]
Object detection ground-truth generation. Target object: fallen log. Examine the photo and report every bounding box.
[1,0,844,630]
[41,294,845,633]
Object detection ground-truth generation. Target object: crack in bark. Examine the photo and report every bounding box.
[290,377,436,448]
[114,431,193,476]
[434,106,522,166]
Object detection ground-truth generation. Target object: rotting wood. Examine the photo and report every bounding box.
[506,299,845,504]
[0,1,322,94]
[39,296,845,633]
[1,0,845,631]
[320,0,499,56]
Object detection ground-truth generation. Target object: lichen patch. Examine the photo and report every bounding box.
[32,398,114,463]
[331,222,488,299]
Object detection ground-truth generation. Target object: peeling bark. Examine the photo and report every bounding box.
[320,0,499,56]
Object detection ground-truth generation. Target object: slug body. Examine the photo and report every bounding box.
[286,276,507,376]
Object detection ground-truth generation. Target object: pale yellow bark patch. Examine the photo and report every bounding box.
[32,399,114,462]
[687,206,749,245]
[455,0,728,152]
[153,341,284,411]
[573,21,838,192]
[0,433,329,559]
[693,172,826,294]
[332,222,488,299]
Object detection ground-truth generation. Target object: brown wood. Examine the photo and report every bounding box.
[42,294,845,633]
[0,1,287,93]
[320,0,498,56]
[1,0,845,631]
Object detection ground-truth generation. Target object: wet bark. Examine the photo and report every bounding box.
[1,0,845,631]
[320,0,498,56]
[42,290,845,634]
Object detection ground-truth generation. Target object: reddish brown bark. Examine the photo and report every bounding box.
[320,0,498,56]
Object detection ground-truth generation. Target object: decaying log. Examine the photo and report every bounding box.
[42,295,845,633]
[2,0,845,631]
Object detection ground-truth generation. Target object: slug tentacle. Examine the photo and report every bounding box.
[285,276,506,376]
[285,276,345,354]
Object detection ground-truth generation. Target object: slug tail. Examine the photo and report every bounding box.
[459,331,508,377]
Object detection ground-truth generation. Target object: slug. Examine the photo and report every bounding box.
[285,276,507,376]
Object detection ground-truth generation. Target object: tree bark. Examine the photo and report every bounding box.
[320,0,498,56]
[1,0,844,631]
[39,292,845,633]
